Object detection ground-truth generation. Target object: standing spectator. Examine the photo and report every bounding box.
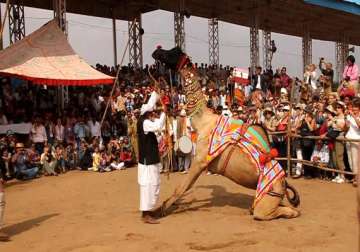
[44,114,55,146]
[319,58,334,94]
[299,107,316,178]
[64,118,75,146]
[304,64,318,93]
[30,117,47,154]
[280,67,292,93]
[292,104,305,178]
[251,66,268,93]
[330,101,347,183]
[74,116,90,148]
[175,109,193,174]
[345,98,360,185]
[127,113,138,161]
[88,116,101,139]
[54,118,65,144]
[343,55,359,94]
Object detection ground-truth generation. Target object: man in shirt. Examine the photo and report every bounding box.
[251,66,267,93]
[137,90,166,224]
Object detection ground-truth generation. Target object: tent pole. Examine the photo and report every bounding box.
[112,11,118,67]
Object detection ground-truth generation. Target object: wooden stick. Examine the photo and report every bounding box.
[0,0,10,39]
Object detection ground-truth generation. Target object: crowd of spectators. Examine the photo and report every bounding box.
[0,55,359,186]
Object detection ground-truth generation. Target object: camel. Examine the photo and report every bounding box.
[151,47,301,220]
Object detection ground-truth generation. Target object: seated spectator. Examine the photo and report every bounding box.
[54,145,66,173]
[11,143,39,180]
[99,149,111,172]
[0,148,11,179]
[89,146,100,172]
[311,140,330,165]
[119,137,134,168]
[78,141,93,171]
[64,144,76,170]
[40,146,58,176]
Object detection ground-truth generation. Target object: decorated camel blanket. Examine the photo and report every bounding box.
[207,116,285,206]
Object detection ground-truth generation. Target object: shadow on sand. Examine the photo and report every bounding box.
[2,213,59,237]
[170,185,254,215]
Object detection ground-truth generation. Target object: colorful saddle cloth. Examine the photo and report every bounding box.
[207,116,285,206]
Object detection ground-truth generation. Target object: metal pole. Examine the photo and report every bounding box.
[8,1,25,44]
[208,18,219,66]
[262,30,271,70]
[112,14,118,66]
[250,15,259,72]
[174,12,185,51]
[128,17,143,69]
[302,24,312,73]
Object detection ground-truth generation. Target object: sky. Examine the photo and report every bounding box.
[1,4,359,79]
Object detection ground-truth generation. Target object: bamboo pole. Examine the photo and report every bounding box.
[100,18,136,127]
[267,131,360,143]
[0,0,10,44]
[286,83,296,176]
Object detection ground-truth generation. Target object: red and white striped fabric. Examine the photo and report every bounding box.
[232,67,250,85]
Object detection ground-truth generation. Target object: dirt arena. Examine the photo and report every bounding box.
[0,168,357,252]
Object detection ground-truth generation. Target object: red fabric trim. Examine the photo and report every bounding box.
[232,77,250,85]
[176,55,189,71]
[0,72,114,86]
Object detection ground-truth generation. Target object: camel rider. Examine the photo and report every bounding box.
[0,170,9,241]
[137,90,166,224]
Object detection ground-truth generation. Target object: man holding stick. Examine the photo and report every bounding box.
[137,89,166,224]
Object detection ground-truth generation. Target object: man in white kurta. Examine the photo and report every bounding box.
[137,91,166,224]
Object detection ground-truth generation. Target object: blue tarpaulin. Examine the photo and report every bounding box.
[304,0,360,15]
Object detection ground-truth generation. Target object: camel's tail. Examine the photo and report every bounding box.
[285,181,300,207]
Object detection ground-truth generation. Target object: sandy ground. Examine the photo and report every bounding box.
[0,168,357,252]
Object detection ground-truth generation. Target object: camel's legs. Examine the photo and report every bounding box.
[160,161,209,214]
[253,180,301,220]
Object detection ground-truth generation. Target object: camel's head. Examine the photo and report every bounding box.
[152,46,190,71]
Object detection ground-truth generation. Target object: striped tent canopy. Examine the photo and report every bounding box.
[0,20,114,86]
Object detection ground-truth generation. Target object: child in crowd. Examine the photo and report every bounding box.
[89,146,100,172]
